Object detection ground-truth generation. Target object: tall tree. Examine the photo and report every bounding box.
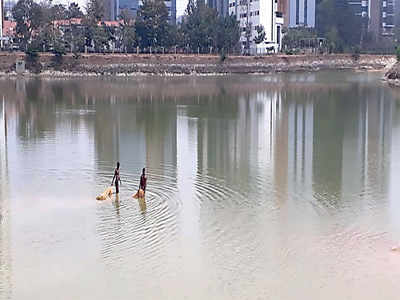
[12,0,44,50]
[67,2,84,19]
[50,4,67,21]
[316,0,361,51]
[213,14,240,53]
[119,9,137,52]
[181,0,217,52]
[253,25,266,45]
[136,0,171,48]
[84,0,105,50]
[182,0,239,53]
[93,24,109,52]
[86,0,105,23]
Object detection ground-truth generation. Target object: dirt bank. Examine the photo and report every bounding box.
[0,52,396,76]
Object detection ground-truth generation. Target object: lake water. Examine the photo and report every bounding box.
[1,71,400,299]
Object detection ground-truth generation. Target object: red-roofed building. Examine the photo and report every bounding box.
[3,20,16,38]
[53,18,84,27]
[1,19,16,48]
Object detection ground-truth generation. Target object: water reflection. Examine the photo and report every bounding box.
[0,72,399,299]
[0,97,12,299]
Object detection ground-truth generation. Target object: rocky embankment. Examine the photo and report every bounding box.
[385,61,400,86]
[0,52,396,77]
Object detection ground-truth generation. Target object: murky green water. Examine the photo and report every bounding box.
[1,71,400,299]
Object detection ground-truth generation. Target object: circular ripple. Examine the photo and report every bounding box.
[95,164,180,272]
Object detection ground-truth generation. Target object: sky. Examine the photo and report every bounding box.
[54,0,188,17]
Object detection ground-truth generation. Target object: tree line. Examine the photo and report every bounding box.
[11,0,240,55]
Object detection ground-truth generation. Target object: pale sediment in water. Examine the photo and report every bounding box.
[0,52,396,77]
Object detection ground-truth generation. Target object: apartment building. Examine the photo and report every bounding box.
[347,0,395,39]
[347,0,369,18]
[229,0,284,54]
[381,0,395,36]
[207,0,230,16]
[288,0,315,27]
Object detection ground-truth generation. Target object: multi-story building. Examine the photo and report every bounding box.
[288,0,315,27]
[164,0,177,24]
[118,0,140,18]
[346,0,396,39]
[347,0,369,18]
[3,0,15,20]
[365,0,396,39]
[229,0,284,54]
[275,0,314,28]
[108,0,120,21]
[207,0,229,16]
[380,0,395,36]
[278,0,289,27]
[108,0,176,24]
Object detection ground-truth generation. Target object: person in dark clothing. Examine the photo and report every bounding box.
[111,162,122,194]
[139,168,147,192]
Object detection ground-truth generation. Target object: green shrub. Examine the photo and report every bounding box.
[351,46,360,61]
[396,47,400,62]
[219,50,227,63]
[25,43,42,74]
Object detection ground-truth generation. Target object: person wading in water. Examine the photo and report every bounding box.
[111,162,122,194]
[139,168,147,193]
[133,168,147,199]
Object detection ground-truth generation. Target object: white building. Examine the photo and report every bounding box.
[229,0,284,54]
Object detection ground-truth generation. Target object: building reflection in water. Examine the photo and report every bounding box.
[0,74,394,213]
[0,96,12,299]
[189,73,394,212]
[0,74,396,297]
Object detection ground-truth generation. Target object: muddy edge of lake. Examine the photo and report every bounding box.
[0,52,396,77]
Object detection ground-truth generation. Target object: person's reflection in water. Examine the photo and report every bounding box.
[113,194,120,217]
[138,197,147,213]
